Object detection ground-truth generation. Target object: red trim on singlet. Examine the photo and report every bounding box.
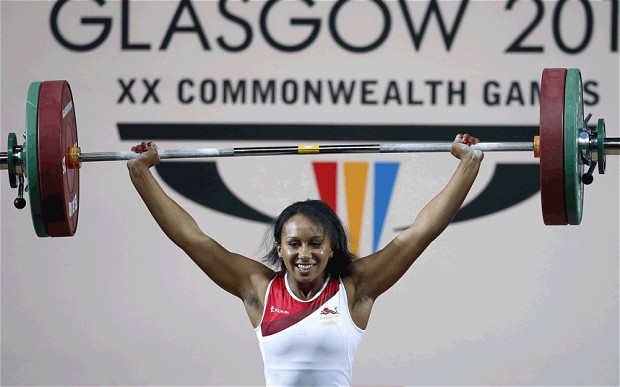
[261,271,339,337]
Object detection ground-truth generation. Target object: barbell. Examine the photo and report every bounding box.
[1,68,618,237]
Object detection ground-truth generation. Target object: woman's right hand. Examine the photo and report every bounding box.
[127,141,159,170]
[450,133,484,162]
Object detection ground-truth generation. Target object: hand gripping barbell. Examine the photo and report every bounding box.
[1,68,619,237]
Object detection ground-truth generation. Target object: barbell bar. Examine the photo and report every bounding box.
[1,68,618,237]
[75,141,536,163]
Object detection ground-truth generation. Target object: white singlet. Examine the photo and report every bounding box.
[255,271,365,386]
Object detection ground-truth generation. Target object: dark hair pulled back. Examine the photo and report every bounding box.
[263,200,354,278]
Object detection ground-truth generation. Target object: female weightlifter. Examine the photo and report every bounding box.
[127,133,484,386]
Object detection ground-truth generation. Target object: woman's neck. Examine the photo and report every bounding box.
[287,272,329,300]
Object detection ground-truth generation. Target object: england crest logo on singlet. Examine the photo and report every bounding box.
[319,306,340,325]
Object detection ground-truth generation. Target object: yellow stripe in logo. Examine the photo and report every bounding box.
[344,162,369,256]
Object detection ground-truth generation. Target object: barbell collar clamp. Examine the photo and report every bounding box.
[14,174,26,209]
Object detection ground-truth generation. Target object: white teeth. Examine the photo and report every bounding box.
[297,264,314,271]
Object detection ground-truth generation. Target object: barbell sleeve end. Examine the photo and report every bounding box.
[0,152,8,170]
[604,138,620,155]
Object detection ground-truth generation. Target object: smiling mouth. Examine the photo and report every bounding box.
[295,263,315,273]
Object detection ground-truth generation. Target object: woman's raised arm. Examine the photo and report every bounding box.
[350,134,484,304]
[127,142,273,319]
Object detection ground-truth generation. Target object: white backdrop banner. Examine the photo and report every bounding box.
[1,1,618,385]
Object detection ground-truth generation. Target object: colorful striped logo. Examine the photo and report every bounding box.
[312,161,400,255]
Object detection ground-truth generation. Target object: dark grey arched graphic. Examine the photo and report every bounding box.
[395,163,540,230]
[156,161,274,223]
[156,162,540,227]
[122,123,541,225]
[452,163,540,222]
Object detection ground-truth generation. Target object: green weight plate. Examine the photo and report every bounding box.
[25,81,48,237]
[7,132,17,188]
[597,118,606,174]
[563,69,584,225]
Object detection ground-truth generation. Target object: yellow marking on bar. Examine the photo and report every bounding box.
[298,145,320,154]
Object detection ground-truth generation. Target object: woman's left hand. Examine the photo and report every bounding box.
[451,133,484,161]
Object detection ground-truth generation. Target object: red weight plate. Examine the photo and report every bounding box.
[539,68,567,225]
[38,80,80,237]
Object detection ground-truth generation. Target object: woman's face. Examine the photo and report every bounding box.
[278,214,333,297]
